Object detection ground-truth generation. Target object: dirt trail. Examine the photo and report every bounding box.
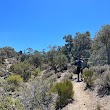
[62,81,94,110]
[59,73,97,110]
[60,73,110,110]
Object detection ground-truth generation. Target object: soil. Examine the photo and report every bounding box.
[58,72,110,110]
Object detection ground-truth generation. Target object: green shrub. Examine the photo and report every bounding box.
[83,69,94,89]
[7,74,23,86]
[55,54,68,71]
[4,83,16,92]
[31,68,42,77]
[54,79,74,109]
[6,75,23,91]
[14,99,24,110]
[9,62,32,81]
[0,96,24,110]
[0,96,13,110]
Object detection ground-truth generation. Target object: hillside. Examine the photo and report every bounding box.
[1,58,110,110]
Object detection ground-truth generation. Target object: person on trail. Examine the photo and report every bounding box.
[75,58,83,82]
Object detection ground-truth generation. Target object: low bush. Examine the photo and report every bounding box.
[0,96,24,110]
[7,74,23,86]
[91,65,108,75]
[19,78,54,110]
[0,96,13,110]
[6,75,23,92]
[54,79,74,109]
[9,62,32,81]
[83,69,94,89]
[31,68,42,77]
[97,70,110,97]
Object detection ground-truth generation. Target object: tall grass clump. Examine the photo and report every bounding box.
[54,79,74,109]
[83,69,94,89]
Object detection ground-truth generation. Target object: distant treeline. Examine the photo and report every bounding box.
[0,24,110,67]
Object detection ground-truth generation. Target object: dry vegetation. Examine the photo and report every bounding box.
[0,24,110,110]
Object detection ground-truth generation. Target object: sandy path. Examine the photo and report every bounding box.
[62,80,93,110]
[58,73,96,110]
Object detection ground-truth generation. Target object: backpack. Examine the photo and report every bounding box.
[77,60,83,68]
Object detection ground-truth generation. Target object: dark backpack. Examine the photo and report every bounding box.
[77,60,82,67]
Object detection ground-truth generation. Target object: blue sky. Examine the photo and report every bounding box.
[0,0,110,52]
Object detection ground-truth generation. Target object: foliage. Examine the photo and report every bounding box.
[55,53,68,71]
[47,46,68,72]
[97,25,110,65]
[7,74,23,86]
[73,32,91,59]
[53,79,74,109]
[31,67,42,77]
[63,32,91,65]
[90,39,106,66]
[28,50,43,68]
[20,54,27,62]
[9,62,32,81]
[91,65,108,74]
[63,34,74,62]
[0,46,17,58]
[0,96,24,110]
[0,96,13,110]
[97,70,110,97]
[6,75,23,92]
[47,46,57,67]
[91,25,110,65]
[83,69,94,89]
[19,78,55,110]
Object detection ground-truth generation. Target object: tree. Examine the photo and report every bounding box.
[28,50,43,68]
[63,34,74,62]
[55,53,68,71]
[10,62,32,81]
[47,46,57,67]
[95,25,110,65]
[0,46,17,58]
[73,32,91,59]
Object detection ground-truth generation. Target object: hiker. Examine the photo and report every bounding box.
[75,58,83,82]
